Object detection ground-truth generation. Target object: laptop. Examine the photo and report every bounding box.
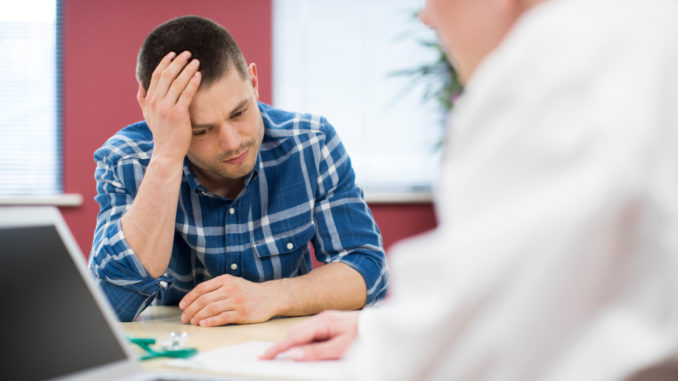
[0,206,240,381]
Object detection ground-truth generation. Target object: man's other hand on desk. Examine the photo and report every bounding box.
[260,310,359,361]
[179,274,282,326]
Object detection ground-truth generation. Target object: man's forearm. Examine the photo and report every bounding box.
[121,155,184,278]
[271,262,367,317]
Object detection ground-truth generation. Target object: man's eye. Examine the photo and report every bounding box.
[232,109,246,118]
[192,129,208,136]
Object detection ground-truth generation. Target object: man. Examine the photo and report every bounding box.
[262,0,678,380]
[88,16,388,325]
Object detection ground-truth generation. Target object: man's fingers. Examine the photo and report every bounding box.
[151,50,192,100]
[146,51,176,99]
[166,59,200,105]
[179,278,222,312]
[176,71,202,110]
[197,309,240,327]
[181,290,221,324]
[189,297,234,325]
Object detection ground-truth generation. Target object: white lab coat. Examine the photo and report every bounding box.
[348,0,678,380]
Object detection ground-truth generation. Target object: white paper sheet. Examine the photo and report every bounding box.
[166,341,348,381]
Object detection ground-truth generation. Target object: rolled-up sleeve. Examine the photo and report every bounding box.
[311,118,390,305]
[88,147,172,321]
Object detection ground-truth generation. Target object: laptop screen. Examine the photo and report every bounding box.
[1,224,128,380]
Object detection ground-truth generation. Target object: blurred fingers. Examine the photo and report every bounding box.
[259,315,333,359]
[288,336,352,361]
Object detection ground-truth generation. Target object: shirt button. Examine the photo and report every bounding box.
[229,208,235,215]
[230,263,238,270]
[286,242,294,250]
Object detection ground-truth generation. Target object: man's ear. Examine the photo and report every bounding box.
[137,82,147,115]
[248,63,260,100]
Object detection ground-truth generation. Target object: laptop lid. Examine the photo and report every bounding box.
[0,206,142,381]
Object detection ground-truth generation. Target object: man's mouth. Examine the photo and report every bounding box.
[222,148,249,165]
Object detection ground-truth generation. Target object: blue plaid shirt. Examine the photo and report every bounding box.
[89,102,389,321]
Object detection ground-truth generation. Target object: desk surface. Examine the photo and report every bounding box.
[122,306,309,373]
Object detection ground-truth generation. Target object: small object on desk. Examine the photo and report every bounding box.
[128,332,198,361]
[162,331,190,351]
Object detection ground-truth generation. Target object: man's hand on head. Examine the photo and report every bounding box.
[179,274,283,326]
[137,50,201,162]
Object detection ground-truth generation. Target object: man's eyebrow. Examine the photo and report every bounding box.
[229,98,250,116]
[191,98,251,129]
[191,123,213,130]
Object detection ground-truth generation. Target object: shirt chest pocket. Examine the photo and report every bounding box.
[249,221,316,276]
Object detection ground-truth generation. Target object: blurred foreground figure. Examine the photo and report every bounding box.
[263,0,678,379]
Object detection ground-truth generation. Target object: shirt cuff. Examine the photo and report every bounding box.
[91,220,173,300]
[334,251,390,305]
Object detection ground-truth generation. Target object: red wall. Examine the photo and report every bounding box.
[60,0,436,258]
[372,203,436,251]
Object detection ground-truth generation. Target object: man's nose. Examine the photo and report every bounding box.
[218,124,243,152]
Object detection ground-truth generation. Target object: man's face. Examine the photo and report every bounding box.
[419,0,526,84]
[186,64,264,187]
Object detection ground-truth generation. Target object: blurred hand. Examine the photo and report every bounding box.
[259,310,359,361]
[179,274,281,326]
[137,50,201,162]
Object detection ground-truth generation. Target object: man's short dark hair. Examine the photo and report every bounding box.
[136,15,248,90]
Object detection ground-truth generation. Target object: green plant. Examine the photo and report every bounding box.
[390,39,463,116]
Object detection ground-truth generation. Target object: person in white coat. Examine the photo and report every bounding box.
[261,0,678,379]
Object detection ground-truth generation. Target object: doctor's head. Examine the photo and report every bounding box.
[419,0,545,84]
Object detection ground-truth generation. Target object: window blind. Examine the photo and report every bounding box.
[0,0,61,196]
